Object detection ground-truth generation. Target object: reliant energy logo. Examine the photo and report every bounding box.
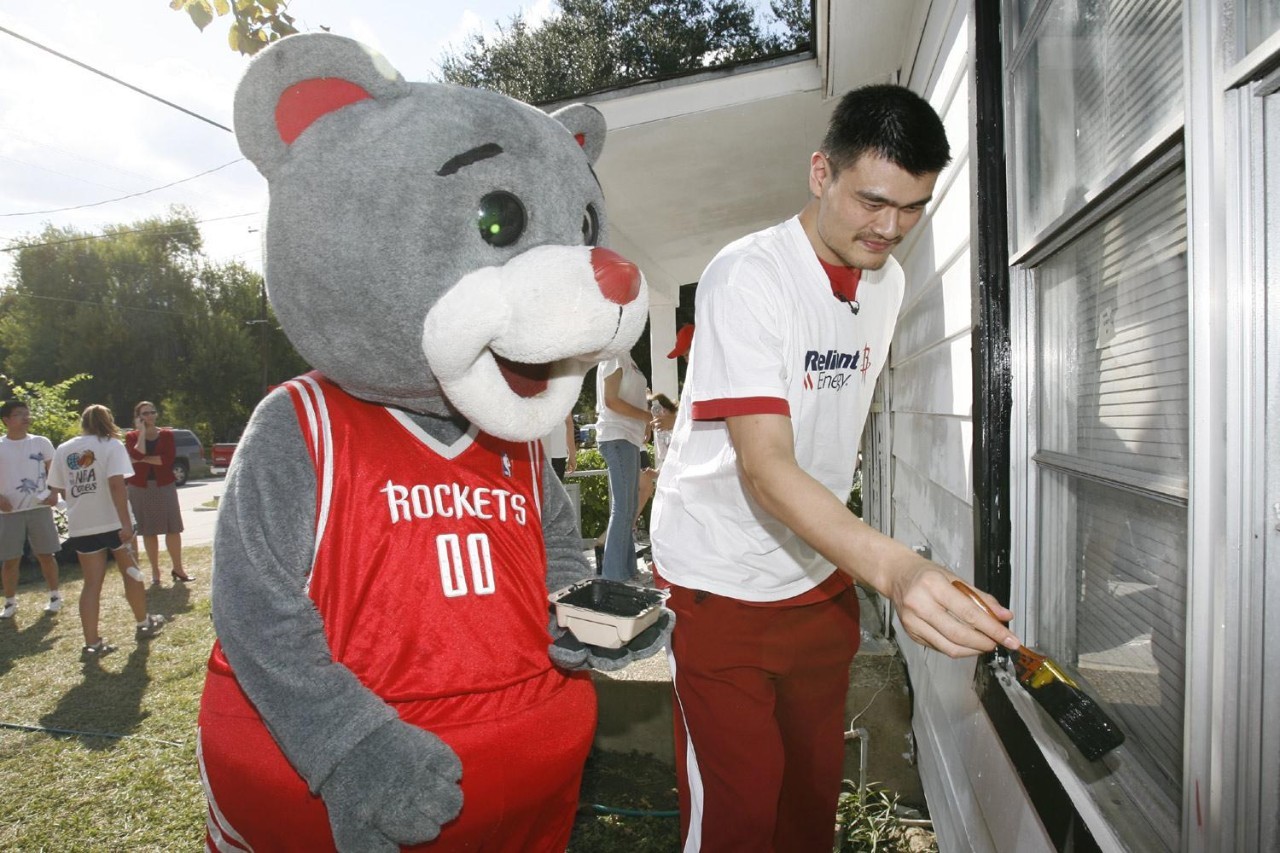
[802,345,873,391]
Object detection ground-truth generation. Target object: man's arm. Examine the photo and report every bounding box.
[726,412,1019,657]
[41,459,56,505]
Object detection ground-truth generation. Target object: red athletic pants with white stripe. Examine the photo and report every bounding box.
[198,664,596,852]
[666,583,861,853]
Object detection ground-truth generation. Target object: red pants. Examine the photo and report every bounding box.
[198,662,596,852]
[666,584,860,853]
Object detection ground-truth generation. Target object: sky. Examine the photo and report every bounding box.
[0,1,557,283]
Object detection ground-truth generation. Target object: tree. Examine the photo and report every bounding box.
[170,0,297,56]
[0,373,91,445]
[0,210,307,445]
[439,0,811,102]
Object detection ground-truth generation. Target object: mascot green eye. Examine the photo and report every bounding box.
[582,204,600,246]
[477,191,526,247]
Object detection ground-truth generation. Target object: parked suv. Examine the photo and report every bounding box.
[169,429,211,486]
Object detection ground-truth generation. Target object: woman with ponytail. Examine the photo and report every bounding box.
[48,405,165,658]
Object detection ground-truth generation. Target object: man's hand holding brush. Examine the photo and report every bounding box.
[877,553,1021,657]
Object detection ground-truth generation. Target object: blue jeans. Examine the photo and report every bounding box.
[598,439,641,582]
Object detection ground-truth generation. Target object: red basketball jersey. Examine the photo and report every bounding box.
[285,372,554,699]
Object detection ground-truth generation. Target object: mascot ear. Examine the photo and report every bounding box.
[550,103,607,166]
[234,33,411,177]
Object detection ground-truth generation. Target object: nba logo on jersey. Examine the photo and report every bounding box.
[502,453,512,478]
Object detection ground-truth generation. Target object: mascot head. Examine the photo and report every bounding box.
[234,33,647,440]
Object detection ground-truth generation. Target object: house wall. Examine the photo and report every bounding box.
[877,1,1053,850]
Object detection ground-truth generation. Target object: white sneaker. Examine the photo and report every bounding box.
[44,596,62,613]
[0,602,16,619]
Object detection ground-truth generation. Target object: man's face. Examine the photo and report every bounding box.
[2,407,31,432]
[808,152,939,270]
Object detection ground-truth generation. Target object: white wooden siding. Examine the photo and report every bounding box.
[877,1,1053,849]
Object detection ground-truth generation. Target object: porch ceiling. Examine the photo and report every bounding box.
[573,0,929,307]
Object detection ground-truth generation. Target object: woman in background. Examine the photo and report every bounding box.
[594,352,649,581]
[125,401,193,586]
[635,392,677,534]
[49,404,164,657]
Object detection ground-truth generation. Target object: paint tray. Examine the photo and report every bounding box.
[549,578,668,649]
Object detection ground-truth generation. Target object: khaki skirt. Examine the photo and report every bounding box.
[128,481,185,536]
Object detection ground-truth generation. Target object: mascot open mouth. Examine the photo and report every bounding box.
[494,354,552,398]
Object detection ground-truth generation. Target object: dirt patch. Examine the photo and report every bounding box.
[569,748,680,852]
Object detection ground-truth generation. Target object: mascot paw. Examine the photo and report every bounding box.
[320,718,463,852]
[548,609,674,672]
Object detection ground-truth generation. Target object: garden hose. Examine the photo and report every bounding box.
[0,720,183,746]
[582,803,680,818]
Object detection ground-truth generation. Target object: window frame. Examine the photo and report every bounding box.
[1011,145,1187,852]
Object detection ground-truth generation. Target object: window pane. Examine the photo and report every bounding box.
[1038,169,1188,484]
[1010,0,1183,249]
[1245,0,1280,54]
[1032,166,1188,838]
[1037,470,1186,804]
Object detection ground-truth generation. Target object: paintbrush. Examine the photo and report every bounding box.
[953,580,1125,761]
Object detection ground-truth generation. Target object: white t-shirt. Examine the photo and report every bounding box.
[48,434,135,537]
[651,215,905,601]
[0,434,55,514]
[594,356,648,447]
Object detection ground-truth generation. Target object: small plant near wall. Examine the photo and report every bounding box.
[834,783,936,853]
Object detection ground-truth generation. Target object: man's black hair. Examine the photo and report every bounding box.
[822,84,952,176]
[0,399,28,420]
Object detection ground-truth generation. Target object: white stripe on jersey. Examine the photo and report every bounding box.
[527,441,542,517]
[287,379,320,448]
[385,407,478,459]
[197,727,255,852]
[295,376,335,591]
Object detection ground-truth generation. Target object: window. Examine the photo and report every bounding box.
[1008,0,1182,250]
[1244,0,1280,55]
[1032,167,1187,843]
[1007,1,1187,847]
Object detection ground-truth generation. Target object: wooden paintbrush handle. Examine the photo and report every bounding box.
[951,579,1002,622]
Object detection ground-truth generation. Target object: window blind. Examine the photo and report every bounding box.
[1034,167,1188,803]
[1010,0,1183,249]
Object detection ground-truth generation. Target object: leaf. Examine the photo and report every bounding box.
[213,0,231,16]
[227,25,240,52]
[185,2,214,32]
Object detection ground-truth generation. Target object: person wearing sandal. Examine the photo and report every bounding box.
[48,405,164,658]
[124,401,194,586]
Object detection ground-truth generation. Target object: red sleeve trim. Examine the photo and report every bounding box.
[691,396,790,421]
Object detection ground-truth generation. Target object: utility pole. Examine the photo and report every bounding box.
[246,227,269,398]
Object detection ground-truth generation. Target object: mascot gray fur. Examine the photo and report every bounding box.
[196,32,671,853]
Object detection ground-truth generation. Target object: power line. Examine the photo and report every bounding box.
[0,24,233,133]
[3,159,247,217]
[0,212,261,253]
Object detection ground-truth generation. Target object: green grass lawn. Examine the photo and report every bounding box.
[0,548,212,851]
[0,547,680,851]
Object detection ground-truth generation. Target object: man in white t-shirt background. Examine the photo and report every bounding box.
[650,85,1023,852]
[0,399,63,619]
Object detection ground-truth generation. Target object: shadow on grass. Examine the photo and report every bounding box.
[147,580,195,623]
[0,611,60,679]
[39,641,152,750]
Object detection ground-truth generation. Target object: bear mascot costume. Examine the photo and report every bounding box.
[196,33,671,853]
